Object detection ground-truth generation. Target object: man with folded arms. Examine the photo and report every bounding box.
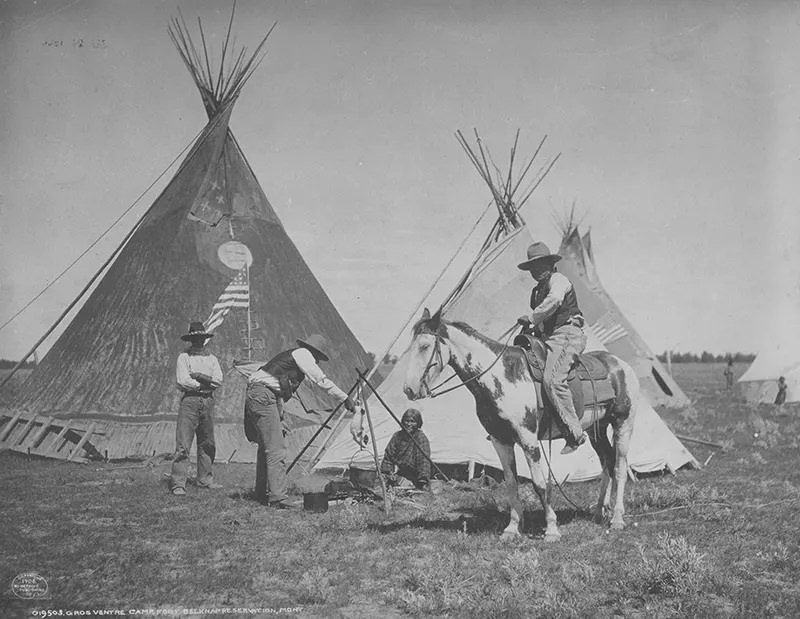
[171,321,224,496]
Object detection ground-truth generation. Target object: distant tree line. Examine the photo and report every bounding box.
[657,351,755,364]
[0,359,37,369]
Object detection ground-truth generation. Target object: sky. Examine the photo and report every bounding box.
[1,0,798,362]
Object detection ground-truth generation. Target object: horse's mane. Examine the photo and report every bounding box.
[446,321,504,353]
[412,315,504,354]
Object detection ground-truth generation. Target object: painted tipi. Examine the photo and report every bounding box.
[0,11,372,464]
[557,225,691,409]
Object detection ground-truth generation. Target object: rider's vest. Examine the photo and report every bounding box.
[261,348,306,400]
[530,273,583,338]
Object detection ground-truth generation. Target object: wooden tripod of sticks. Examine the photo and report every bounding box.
[289,368,450,515]
[354,368,451,515]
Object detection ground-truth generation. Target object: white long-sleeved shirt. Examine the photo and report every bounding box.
[248,347,348,402]
[528,272,574,326]
[176,350,223,392]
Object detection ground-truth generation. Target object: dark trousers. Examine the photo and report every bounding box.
[244,383,288,504]
[171,394,216,490]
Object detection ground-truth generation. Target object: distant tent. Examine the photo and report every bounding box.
[0,10,372,464]
[557,223,691,409]
[314,133,697,481]
[737,310,800,403]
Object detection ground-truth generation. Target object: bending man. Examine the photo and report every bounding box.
[244,334,355,508]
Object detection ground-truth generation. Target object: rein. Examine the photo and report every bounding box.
[422,323,520,399]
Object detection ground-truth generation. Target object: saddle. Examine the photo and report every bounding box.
[512,334,616,426]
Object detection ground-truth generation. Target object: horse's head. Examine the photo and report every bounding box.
[403,307,449,400]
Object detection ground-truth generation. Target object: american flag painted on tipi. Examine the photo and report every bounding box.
[588,311,628,345]
[205,267,249,333]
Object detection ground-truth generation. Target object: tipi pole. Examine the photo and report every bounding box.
[356,368,449,482]
[246,264,252,361]
[361,386,390,515]
[286,379,361,474]
[0,223,146,395]
[306,407,350,470]
[306,204,494,469]
[364,199,494,385]
[0,108,230,395]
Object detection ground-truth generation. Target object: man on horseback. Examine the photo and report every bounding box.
[516,242,588,454]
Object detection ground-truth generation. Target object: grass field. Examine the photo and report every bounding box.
[2,363,800,618]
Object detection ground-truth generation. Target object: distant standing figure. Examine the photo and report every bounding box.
[775,376,787,405]
[171,322,224,496]
[723,359,735,389]
[380,408,431,490]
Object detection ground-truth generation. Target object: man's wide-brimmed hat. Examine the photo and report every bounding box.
[181,321,214,341]
[296,334,330,362]
[516,242,562,271]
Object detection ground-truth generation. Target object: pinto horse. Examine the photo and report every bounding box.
[403,309,640,541]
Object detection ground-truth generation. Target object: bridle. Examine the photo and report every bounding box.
[416,320,520,399]
[418,329,446,398]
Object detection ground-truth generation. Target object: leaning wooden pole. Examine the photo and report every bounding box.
[0,217,145,395]
[306,203,494,469]
[286,379,361,474]
[356,368,450,482]
[361,385,390,515]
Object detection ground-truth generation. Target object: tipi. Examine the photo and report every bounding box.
[737,302,800,403]
[557,221,691,409]
[0,10,372,464]
[314,133,697,482]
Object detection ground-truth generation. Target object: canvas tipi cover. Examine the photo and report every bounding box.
[0,17,372,463]
[737,302,800,403]
[315,223,698,482]
[557,227,691,409]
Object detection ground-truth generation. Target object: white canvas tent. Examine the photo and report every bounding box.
[738,305,800,403]
[314,135,697,482]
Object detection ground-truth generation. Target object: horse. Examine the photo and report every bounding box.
[402,308,640,541]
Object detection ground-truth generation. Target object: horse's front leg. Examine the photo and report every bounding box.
[519,441,560,542]
[489,436,523,539]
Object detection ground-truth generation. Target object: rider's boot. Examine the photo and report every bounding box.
[560,431,588,455]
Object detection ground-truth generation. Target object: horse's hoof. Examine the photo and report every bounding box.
[609,521,626,531]
[500,531,519,542]
[544,533,562,543]
[593,513,604,525]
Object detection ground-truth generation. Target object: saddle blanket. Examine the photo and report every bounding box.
[521,348,616,406]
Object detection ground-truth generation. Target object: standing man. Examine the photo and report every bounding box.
[516,242,588,454]
[723,358,735,389]
[244,334,356,508]
[171,321,224,496]
[775,376,788,405]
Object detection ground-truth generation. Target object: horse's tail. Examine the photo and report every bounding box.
[616,357,640,433]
